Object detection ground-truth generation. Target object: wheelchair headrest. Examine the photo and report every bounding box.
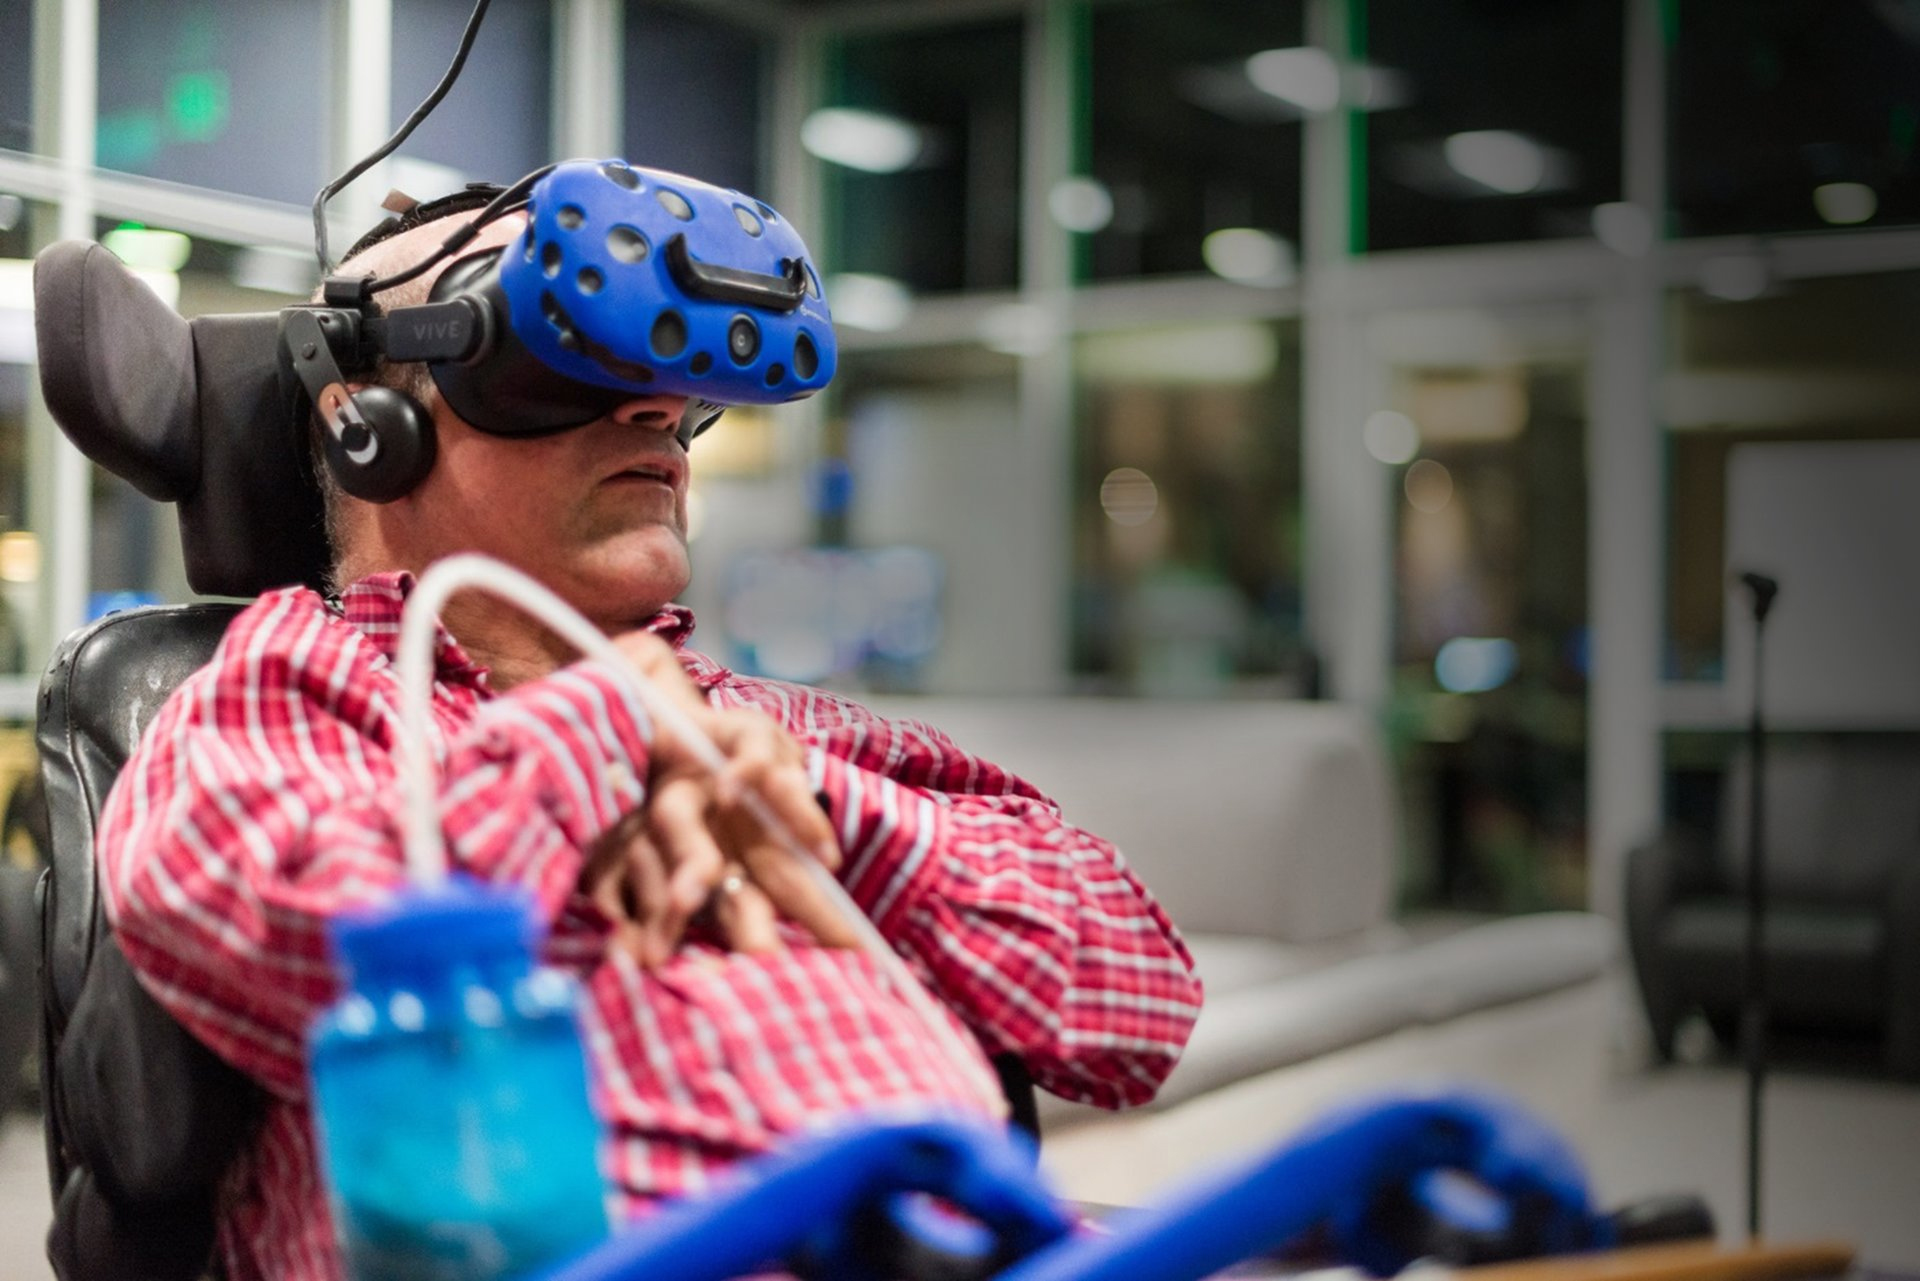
[34,241,331,596]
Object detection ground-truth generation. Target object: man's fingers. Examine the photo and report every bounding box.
[738,842,864,950]
[711,869,781,954]
[585,815,670,967]
[712,718,840,871]
[647,775,726,940]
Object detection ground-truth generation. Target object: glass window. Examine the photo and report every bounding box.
[1363,0,1624,252]
[1071,320,1304,696]
[830,344,1025,692]
[820,20,1024,294]
[1,200,56,677]
[1664,271,1920,683]
[96,0,330,204]
[0,0,31,153]
[623,4,766,198]
[391,0,552,189]
[1085,0,1305,282]
[0,366,34,675]
[1375,305,1590,911]
[1672,0,1920,237]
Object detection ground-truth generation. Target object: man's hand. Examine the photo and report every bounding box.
[578,632,862,965]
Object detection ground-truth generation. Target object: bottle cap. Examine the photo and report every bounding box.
[330,876,538,980]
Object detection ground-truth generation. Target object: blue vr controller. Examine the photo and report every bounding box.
[420,159,837,438]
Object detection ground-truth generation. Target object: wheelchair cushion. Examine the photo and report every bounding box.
[36,604,261,1280]
[34,240,331,596]
[36,604,244,1028]
[49,1165,219,1281]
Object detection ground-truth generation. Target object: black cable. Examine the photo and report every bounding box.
[364,163,554,296]
[311,0,496,274]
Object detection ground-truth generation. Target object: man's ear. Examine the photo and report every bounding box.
[312,382,439,505]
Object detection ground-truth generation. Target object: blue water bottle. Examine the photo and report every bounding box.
[310,879,609,1281]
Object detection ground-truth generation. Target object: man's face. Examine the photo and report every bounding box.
[359,216,694,627]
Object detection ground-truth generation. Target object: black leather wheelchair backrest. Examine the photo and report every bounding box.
[36,604,260,1281]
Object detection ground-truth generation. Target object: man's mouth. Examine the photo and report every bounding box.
[606,461,680,489]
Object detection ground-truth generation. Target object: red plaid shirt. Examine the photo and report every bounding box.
[98,572,1202,1281]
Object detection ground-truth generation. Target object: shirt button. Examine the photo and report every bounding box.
[604,761,639,800]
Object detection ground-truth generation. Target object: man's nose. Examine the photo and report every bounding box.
[608,395,688,433]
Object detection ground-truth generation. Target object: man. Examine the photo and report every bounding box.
[96,203,1203,1281]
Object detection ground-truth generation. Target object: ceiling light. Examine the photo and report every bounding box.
[1363,410,1421,465]
[826,272,913,332]
[1700,255,1768,302]
[1443,131,1548,195]
[1245,47,1341,115]
[1201,228,1296,285]
[800,107,925,174]
[1812,182,1877,226]
[1591,202,1654,257]
[103,225,192,272]
[1048,176,1114,233]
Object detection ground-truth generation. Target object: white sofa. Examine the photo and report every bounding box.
[864,696,1618,1207]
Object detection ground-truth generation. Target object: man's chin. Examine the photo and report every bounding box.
[565,527,692,616]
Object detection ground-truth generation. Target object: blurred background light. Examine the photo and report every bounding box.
[1079,324,1279,386]
[690,407,778,478]
[1591,201,1654,256]
[1048,176,1115,233]
[1404,458,1454,512]
[1100,466,1160,526]
[1201,227,1297,285]
[1367,308,1512,366]
[1244,46,1341,115]
[978,302,1059,357]
[826,272,914,332]
[0,531,40,584]
[1409,370,1529,444]
[685,487,707,542]
[1812,181,1877,226]
[102,225,191,272]
[1700,254,1768,301]
[1434,635,1518,694]
[230,245,317,296]
[1443,130,1548,195]
[1363,410,1421,465]
[800,106,925,173]
[0,194,22,233]
[0,257,177,312]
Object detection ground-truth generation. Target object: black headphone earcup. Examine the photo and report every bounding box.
[319,386,436,504]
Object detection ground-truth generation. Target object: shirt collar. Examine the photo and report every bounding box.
[334,570,700,689]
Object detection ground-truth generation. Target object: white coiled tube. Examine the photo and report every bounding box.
[396,552,1007,1117]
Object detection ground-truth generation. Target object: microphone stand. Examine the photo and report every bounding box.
[1737,571,1778,1241]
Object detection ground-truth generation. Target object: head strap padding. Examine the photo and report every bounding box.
[33,240,331,596]
[34,241,200,501]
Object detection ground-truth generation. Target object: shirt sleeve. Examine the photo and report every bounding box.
[801,715,1204,1110]
[97,601,657,1101]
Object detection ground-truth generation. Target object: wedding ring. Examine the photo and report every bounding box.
[717,868,747,897]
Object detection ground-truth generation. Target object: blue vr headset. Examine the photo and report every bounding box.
[285,157,838,504]
[32,157,836,595]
